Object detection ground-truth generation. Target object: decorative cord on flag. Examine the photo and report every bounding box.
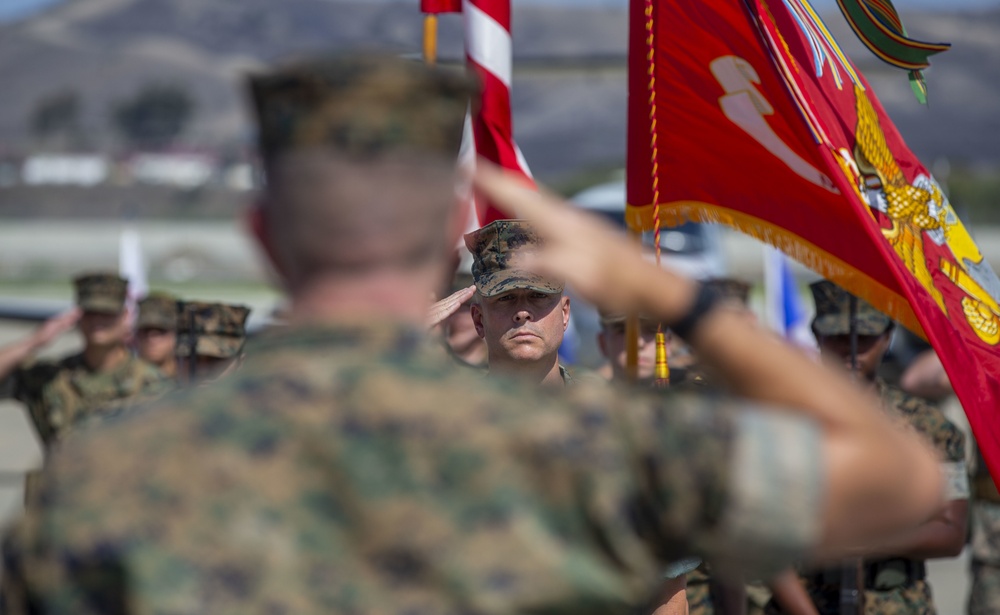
[645,0,669,387]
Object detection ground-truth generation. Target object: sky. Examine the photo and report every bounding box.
[1,0,998,23]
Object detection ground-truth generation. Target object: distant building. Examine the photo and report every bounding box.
[21,154,109,186]
[127,152,216,188]
[222,163,254,191]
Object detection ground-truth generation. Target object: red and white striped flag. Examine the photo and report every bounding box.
[421,0,535,226]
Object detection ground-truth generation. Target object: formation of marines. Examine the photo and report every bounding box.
[0,53,987,615]
[0,275,252,444]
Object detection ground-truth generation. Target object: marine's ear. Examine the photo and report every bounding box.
[470,302,486,339]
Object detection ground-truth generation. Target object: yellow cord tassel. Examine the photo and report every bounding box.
[654,330,670,387]
[423,15,438,66]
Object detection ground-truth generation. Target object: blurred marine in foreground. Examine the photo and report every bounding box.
[1,54,947,614]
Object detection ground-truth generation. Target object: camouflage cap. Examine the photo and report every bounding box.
[705,277,751,305]
[73,272,127,314]
[598,307,663,327]
[175,301,251,359]
[137,292,179,330]
[248,53,477,163]
[809,280,892,336]
[463,220,564,298]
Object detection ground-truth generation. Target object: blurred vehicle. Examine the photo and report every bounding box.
[565,178,728,368]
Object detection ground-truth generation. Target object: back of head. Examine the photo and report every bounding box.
[248,54,477,284]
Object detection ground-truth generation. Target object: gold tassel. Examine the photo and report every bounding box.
[654,330,670,387]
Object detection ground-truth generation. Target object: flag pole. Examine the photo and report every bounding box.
[423,14,438,66]
[840,293,863,615]
[625,229,642,383]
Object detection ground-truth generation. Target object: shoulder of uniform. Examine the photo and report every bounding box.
[880,381,935,414]
[15,353,79,383]
[881,381,965,462]
[129,355,168,377]
[559,364,606,386]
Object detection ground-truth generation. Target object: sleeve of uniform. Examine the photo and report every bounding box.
[618,390,824,580]
[932,410,969,501]
[905,393,968,501]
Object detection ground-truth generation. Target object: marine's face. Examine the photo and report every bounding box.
[78,310,129,346]
[817,330,892,380]
[598,320,660,382]
[136,327,177,366]
[471,288,569,368]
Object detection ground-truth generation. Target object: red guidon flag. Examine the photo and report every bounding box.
[627,0,1000,481]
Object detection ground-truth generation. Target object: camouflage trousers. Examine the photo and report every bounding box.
[801,580,936,615]
[969,500,1000,615]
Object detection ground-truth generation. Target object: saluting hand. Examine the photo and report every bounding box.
[426,285,476,332]
[473,162,697,322]
[32,307,83,350]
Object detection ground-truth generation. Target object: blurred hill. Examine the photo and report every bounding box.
[0,0,997,183]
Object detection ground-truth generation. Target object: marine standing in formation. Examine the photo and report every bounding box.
[464,219,572,387]
[0,54,948,615]
[0,272,166,446]
[771,281,969,615]
[135,291,180,380]
[174,300,251,385]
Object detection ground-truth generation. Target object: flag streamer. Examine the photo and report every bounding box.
[834,0,950,103]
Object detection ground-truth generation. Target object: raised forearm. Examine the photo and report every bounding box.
[650,576,688,615]
[867,500,968,559]
[0,336,41,382]
[769,570,819,615]
[638,279,944,554]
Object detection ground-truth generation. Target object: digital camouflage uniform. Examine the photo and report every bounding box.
[175,300,251,360]
[968,451,1000,615]
[1,323,827,615]
[2,54,825,615]
[5,273,166,445]
[776,282,969,615]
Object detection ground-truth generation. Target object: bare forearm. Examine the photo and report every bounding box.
[867,506,967,559]
[769,570,818,615]
[900,351,952,401]
[0,337,40,382]
[651,576,688,615]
